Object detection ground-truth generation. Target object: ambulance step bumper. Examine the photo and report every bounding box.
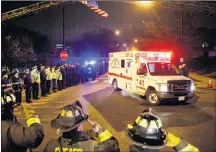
[158,91,194,101]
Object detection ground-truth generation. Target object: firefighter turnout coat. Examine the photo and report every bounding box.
[43,130,120,152]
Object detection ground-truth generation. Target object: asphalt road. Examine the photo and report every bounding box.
[14,74,216,152]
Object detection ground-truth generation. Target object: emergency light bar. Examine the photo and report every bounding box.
[138,52,171,62]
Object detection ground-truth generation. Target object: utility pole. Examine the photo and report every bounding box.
[62,6,65,64]
[63,6,65,51]
[181,10,184,44]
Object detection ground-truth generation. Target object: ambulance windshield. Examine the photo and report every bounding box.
[148,63,179,76]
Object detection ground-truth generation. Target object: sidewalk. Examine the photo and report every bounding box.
[189,72,216,90]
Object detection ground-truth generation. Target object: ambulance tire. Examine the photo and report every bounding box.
[146,90,160,106]
[113,79,121,91]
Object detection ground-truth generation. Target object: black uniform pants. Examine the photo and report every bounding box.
[57,80,62,90]
[32,83,39,99]
[62,78,66,89]
[46,80,51,94]
[15,90,22,104]
[25,86,32,102]
[67,76,70,87]
[52,79,57,92]
[40,81,46,96]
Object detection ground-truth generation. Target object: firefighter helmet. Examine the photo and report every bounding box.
[51,100,88,132]
[126,108,167,149]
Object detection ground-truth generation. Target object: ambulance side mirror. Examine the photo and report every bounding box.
[137,69,143,75]
[143,69,148,76]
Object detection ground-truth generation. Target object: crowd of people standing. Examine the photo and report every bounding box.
[2,63,94,106]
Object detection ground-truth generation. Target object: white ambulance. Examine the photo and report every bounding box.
[108,51,195,105]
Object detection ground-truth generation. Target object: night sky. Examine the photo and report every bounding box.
[2,1,216,46]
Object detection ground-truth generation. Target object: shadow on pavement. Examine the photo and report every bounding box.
[83,88,213,132]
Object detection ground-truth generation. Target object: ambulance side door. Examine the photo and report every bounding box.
[135,63,148,96]
[125,59,133,92]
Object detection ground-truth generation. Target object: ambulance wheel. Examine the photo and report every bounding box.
[146,90,160,106]
[113,79,120,91]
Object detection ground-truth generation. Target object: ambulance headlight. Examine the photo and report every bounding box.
[159,83,168,92]
[191,82,195,91]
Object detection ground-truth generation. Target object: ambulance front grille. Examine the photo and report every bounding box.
[167,80,191,92]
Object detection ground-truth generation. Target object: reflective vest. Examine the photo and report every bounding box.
[31,71,40,83]
[45,69,52,80]
[52,69,57,80]
[56,70,63,80]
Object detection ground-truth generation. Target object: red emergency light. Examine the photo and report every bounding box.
[139,51,172,62]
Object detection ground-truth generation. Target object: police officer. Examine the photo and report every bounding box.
[11,69,23,105]
[45,65,52,95]
[2,92,45,152]
[40,66,47,97]
[43,101,120,152]
[75,63,80,84]
[65,64,69,88]
[71,64,76,85]
[23,69,32,103]
[69,64,73,87]
[126,108,199,152]
[60,65,66,89]
[31,66,40,100]
[56,67,63,91]
[52,66,57,92]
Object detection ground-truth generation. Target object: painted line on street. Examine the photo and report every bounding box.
[88,80,99,84]
[103,80,108,83]
[79,96,116,133]
[28,102,48,105]
[98,78,108,80]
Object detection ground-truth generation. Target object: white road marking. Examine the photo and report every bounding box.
[103,80,108,83]
[88,80,99,84]
[98,78,108,80]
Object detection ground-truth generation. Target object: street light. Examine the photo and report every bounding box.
[115,30,120,36]
[116,43,119,46]
[134,39,138,43]
[138,1,155,7]
[123,43,127,47]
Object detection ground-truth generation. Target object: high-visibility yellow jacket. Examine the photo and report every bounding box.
[56,70,62,80]
[45,68,52,80]
[51,69,57,80]
[31,70,40,83]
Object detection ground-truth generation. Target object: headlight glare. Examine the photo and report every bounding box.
[191,82,195,91]
[159,83,168,92]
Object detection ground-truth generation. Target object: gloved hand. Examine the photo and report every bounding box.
[87,119,102,133]
[21,104,38,119]
[165,132,181,148]
[20,104,41,127]
[87,119,112,143]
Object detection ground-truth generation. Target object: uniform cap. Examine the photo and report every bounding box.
[12,69,19,74]
[24,69,30,73]
[32,66,37,70]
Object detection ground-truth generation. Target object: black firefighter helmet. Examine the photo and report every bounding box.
[51,100,88,133]
[126,108,167,150]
